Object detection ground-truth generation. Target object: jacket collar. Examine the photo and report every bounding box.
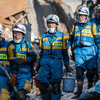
[46,30,59,37]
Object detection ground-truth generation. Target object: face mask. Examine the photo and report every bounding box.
[79,19,86,23]
[78,16,87,23]
[48,28,56,33]
[82,4,87,7]
[14,38,22,43]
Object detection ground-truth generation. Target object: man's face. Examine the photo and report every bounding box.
[82,0,87,4]
[78,14,87,22]
[13,31,23,40]
[47,22,58,28]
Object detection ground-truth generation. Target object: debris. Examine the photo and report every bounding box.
[0,0,28,18]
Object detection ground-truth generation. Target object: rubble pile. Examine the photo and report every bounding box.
[0,0,28,41]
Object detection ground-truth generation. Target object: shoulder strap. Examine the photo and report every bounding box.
[25,41,29,50]
[7,41,14,51]
[6,41,14,58]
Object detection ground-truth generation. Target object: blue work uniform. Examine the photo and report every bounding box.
[79,18,100,100]
[91,18,100,35]
[10,37,36,98]
[91,18,100,60]
[37,30,69,100]
[91,17,100,67]
[68,20,100,80]
[0,38,17,99]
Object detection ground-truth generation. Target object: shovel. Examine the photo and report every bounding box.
[0,61,21,99]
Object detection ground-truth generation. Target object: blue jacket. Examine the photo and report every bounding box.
[0,38,17,74]
[68,20,100,62]
[39,30,69,65]
[91,18,100,34]
[69,21,98,47]
[13,37,36,73]
[91,18,100,61]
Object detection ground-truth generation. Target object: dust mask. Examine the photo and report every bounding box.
[14,38,22,43]
[79,19,86,23]
[82,4,87,7]
[48,28,56,33]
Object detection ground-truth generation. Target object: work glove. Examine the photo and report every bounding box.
[65,64,72,73]
[9,74,17,86]
[17,58,28,64]
[68,49,72,59]
[65,65,73,77]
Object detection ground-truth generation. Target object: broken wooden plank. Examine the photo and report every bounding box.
[15,13,28,23]
[0,0,29,18]
[9,16,17,23]
[0,16,13,25]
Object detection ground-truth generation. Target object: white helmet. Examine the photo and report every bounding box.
[46,14,59,25]
[12,23,26,35]
[78,6,89,16]
[96,4,100,12]
[0,24,3,34]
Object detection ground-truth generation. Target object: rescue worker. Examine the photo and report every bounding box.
[68,6,100,96]
[91,4,100,23]
[0,24,18,100]
[74,0,88,21]
[79,5,100,99]
[37,14,69,100]
[87,0,94,19]
[9,23,37,100]
[91,4,100,82]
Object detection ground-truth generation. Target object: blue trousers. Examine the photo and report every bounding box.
[37,58,63,100]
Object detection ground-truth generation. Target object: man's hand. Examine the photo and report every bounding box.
[68,48,72,59]
[9,74,17,86]
[65,64,72,73]
[17,58,27,64]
